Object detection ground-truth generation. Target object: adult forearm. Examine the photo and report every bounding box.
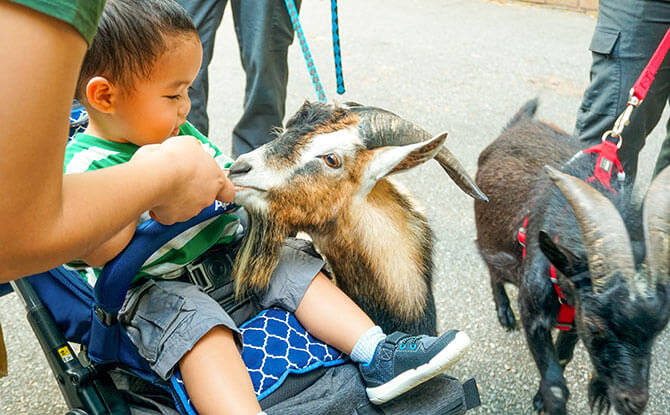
[80,220,139,268]
[0,158,174,282]
[1,141,230,282]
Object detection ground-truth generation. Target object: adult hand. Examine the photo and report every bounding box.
[133,136,235,225]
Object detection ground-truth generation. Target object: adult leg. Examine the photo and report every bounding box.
[178,0,228,135]
[230,0,300,157]
[653,103,670,177]
[574,0,670,182]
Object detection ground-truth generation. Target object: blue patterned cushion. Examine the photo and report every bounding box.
[241,307,347,399]
[170,307,347,412]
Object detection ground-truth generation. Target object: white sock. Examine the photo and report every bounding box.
[257,412,268,415]
[350,325,386,364]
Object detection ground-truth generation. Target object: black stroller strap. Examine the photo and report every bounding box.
[462,378,481,410]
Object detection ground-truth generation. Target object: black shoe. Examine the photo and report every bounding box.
[359,330,471,405]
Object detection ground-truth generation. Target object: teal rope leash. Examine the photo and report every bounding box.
[331,0,345,95]
[284,0,326,102]
[284,0,345,102]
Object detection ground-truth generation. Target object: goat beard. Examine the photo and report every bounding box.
[588,376,611,415]
[232,209,288,298]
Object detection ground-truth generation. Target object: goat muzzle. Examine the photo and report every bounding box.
[228,160,253,177]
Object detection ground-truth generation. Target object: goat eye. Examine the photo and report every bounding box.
[584,319,603,335]
[322,153,341,168]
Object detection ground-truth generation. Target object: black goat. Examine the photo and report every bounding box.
[474,100,670,415]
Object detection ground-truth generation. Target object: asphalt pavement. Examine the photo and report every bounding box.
[2,1,670,414]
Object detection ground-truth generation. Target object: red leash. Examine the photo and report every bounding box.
[604,27,670,146]
[631,27,670,104]
[580,26,670,192]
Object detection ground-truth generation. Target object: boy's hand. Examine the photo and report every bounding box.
[133,136,235,225]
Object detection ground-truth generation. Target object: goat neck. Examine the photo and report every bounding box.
[310,178,435,334]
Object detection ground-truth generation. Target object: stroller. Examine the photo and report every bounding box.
[0,105,481,415]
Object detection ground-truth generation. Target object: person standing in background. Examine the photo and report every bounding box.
[178,0,301,157]
[575,0,670,183]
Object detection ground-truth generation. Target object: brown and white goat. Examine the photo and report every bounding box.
[228,101,487,335]
[474,99,670,415]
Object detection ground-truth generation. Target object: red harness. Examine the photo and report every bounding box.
[583,140,624,193]
[518,216,575,331]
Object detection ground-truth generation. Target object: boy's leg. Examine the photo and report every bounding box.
[294,271,375,353]
[295,273,471,405]
[260,239,471,405]
[180,326,261,414]
[255,239,374,354]
[120,279,262,415]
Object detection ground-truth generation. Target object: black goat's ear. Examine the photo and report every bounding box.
[539,230,586,278]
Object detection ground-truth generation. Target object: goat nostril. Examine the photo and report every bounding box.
[229,160,252,176]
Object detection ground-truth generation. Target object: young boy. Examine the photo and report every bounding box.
[66,1,471,414]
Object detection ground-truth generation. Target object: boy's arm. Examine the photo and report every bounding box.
[0,4,233,282]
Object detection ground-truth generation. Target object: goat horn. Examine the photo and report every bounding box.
[643,165,670,287]
[350,106,488,201]
[544,166,635,293]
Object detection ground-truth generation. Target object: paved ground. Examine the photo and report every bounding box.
[2,0,670,414]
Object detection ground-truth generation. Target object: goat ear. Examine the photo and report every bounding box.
[539,230,586,278]
[365,132,447,182]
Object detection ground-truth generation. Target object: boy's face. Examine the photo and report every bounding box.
[113,34,203,146]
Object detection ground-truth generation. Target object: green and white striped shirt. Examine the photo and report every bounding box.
[64,122,242,285]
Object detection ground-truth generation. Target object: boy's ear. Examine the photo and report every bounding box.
[85,76,115,113]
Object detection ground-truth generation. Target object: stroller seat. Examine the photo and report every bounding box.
[14,203,352,414]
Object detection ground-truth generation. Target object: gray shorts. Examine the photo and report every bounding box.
[118,239,325,380]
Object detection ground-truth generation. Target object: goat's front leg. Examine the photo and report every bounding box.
[555,329,578,370]
[488,263,516,330]
[519,274,568,415]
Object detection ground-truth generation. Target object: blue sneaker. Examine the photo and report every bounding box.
[359,330,471,405]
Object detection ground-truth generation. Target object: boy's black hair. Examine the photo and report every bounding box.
[75,0,198,100]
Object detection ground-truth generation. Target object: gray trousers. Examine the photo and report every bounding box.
[575,0,670,182]
[178,0,300,157]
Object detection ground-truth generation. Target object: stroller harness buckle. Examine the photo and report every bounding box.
[94,305,117,326]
